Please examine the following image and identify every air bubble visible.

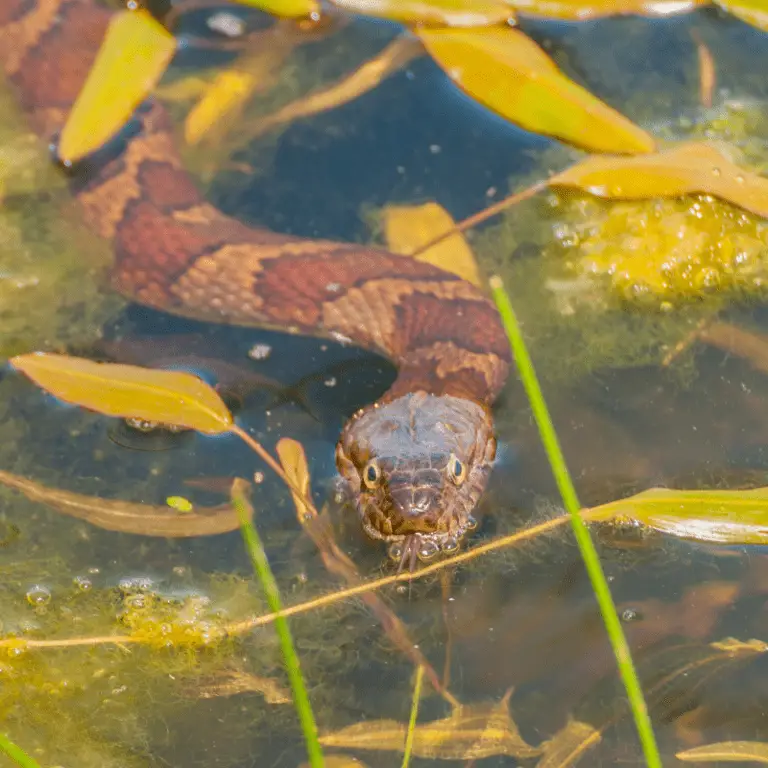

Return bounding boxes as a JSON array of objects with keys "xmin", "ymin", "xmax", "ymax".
[
  {"xmin": 248, "ymin": 343, "xmax": 272, "ymax": 361},
  {"xmin": 73, "ymin": 576, "xmax": 92, "ymax": 592},
  {"xmin": 387, "ymin": 542, "xmax": 404, "ymax": 562},
  {"xmin": 441, "ymin": 537, "xmax": 459, "ymax": 554},
  {"xmin": 417, "ymin": 539, "xmax": 440, "ymax": 562},
  {"xmin": 26, "ymin": 585, "xmax": 51, "ymax": 606}
]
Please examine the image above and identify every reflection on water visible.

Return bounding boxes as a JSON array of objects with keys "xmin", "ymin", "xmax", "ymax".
[{"xmin": 2, "ymin": 4, "xmax": 768, "ymax": 767}]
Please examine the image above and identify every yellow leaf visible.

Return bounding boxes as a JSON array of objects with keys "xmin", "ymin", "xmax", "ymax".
[
  {"xmin": 509, "ymin": 0, "xmax": 706, "ymax": 21},
  {"xmin": 320, "ymin": 689, "xmax": 542, "ymax": 759},
  {"xmin": 300, "ymin": 758, "xmax": 369, "ymax": 768},
  {"xmin": 0, "ymin": 469, "xmax": 241, "ymax": 537},
  {"xmin": 185, "ymin": 70, "xmax": 257, "ymax": 146},
  {"xmin": 536, "ymin": 720, "xmax": 601, "ymax": 768},
  {"xmin": 714, "ymin": 0, "xmax": 768, "ymax": 32},
  {"xmin": 155, "ymin": 75, "xmax": 211, "ymax": 103},
  {"xmin": 418, "ymin": 27, "xmax": 655, "ymax": 155},
  {"xmin": 589, "ymin": 486, "xmax": 768, "ymax": 545},
  {"xmin": 677, "ymin": 740, "xmax": 768, "ymax": 763},
  {"xmin": 329, "ymin": 0, "xmax": 516, "ymax": 26},
  {"xmin": 383, "ymin": 202, "xmax": 482, "ymax": 286},
  {"xmin": 230, "ymin": 0, "xmax": 320, "ymax": 17},
  {"xmin": 11, "ymin": 353, "xmax": 232, "ymax": 434},
  {"xmin": 58, "ymin": 9, "xmax": 176, "ymax": 164},
  {"xmin": 276, "ymin": 438, "xmax": 313, "ymax": 520},
  {"xmin": 550, "ymin": 142, "xmax": 768, "ymax": 218}
]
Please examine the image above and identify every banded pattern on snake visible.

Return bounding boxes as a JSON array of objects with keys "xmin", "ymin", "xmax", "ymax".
[{"xmin": 0, "ymin": 0, "xmax": 512, "ymax": 567}]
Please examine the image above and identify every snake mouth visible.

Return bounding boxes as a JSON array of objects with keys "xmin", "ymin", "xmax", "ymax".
[
  {"xmin": 384, "ymin": 520, "xmax": 478, "ymax": 573},
  {"xmin": 358, "ymin": 493, "xmax": 479, "ymax": 572}
]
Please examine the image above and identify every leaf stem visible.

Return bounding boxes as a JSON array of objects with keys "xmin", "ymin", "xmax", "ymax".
[
  {"xmin": 402, "ymin": 665, "xmax": 424, "ymax": 768},
  {"xmin": 489, "ymin": 275, "xmax": 662, "ymax": 768},
  {"xmin": 231, "ymin": 479, "xmax": 324, "ymax": 768},
  {"xmin": 0, "ymin": 733, "xmax": 42, "ymax": 768}
]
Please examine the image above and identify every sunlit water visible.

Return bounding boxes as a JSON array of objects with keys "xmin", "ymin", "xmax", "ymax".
[{"xmin": 1, "ymin": 4, "xmax": 768, "ymax": 767}]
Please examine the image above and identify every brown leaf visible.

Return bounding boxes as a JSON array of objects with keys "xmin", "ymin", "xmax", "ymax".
[
  {"xmin": 550, "ymin": 142, "xmax": 768, "ymax": 218},
  {"xmin": 418, "ymin": 26, "xmax": 655, "ymax": 155},
  {"xmin": 677, "ymin": 740, "xmax": 768, "ymax": 763},
  {"xmin": 699, "ymin": 322, "xmax": 768, "ymax": 378},
  {"xmin": 509, "ymin": 0, "xmax": 706, "ymax": 20},
  {"xmin": 11, "ymin": 353, "xmax": 233, "ymax": 434},
  {"xmin": 536, "ymin": 720, "xmax": 601, "ymax": 768},
  {"xmin": 251, "ymin": 37, "xmax": 421, "ymax": 140},
  {"xmin": 329, "ymin": 0, "xmax": 516, "ymax": 26},
  {"xmin": 383, "ymin": 202, "xmax": 482, "ymax": 286},
  {"xmin": 194, "ymin": 669, "xmax": 291, "ymax": 704},
  {"xmin": 320, "ymin": 689, "xmax": 542, "ymax": 759},
  {"xmin": 709, "ymin": 637, "xmax": 768, "ymax": 655},
  {"xmin": 0, "ymin": 469, "xmax": 243, "ymax": 537},
  {"xmin": 276, "ymin": 437, "xmax": 312, "ymax": 520}
]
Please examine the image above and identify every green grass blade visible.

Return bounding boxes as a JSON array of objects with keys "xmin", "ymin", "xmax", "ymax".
[
  {"xmin": 401, "ymin": 664, "xmax": 424, "ymax": 768},
  {"xmin": 0, "ymin": 733, "xmax": 42, "ymax": 768},
  {"xmin": 489, "ymin": 275, "xmax": 662, "ymax": 768},
  {"xmin": 231, "ymin": 481, "xmax": 324, "ymax": 768}
]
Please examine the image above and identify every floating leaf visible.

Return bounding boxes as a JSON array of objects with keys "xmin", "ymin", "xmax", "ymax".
[
  {"xmin": 383, "ymin": 202, "xmax": 482, "ymax": 286},
  {"xmin": 11, "ymin": 353, "xmax": 233, "ymax": 434},
  {"xmin": 320, "ymin": 689, "xmax": 542, "ymax": 759},
  {"xmin": 536, "ymin": 720, "xmax": 601, "ymax": 768},
  {"xmin": 714, "ymin": 0, "xmax": 768, "ymax": 32},
  {"xmin": 58, "ymin": 9, "xmax": 176, "ymax": 164},
  {"xmin": 677, "ymin": 740, "xmax": 768, "ymax": 763},
  {"xmin": 276, "ymin": 438, "xmax": 312, "ymax": 520},
  {"xmin": 231, "ymin": 0, "xmax": 320, "ymax": 17},
  {"xmin": 590, "ymin": 486, "xmax": 768, "ymax": 545},
  {"xmin": 418, "ymin": 27, "xmax": 655, "ymax": 155},
  {"xmin": 329, "ymin": 0, "xmax": 515, "ymax": 26},
  {"xmin": 550, "ymin": 142, "xmax": 768, "ymax": 218},
  {"xmin": 0, "ymin": 469, "xmax": 242, "ymax": 537},
  {"xmin": 508, "ymin": 0, "xmax": 705, "ymax": 20}
]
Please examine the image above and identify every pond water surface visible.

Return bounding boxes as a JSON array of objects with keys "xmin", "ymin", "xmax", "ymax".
[{"xmin": 2, "ymin": 3, "xmax": 768, "ymax": 767}]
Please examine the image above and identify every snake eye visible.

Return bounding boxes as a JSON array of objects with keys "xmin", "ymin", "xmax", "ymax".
[
  {"xmin": 448, "ymin": 453, "xmax": 466, "ymax": 485},
  {"xmin": 363, "ymin": 460, "xmax": 381, "ymax": 490}
]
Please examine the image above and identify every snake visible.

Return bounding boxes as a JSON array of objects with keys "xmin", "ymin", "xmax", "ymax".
[{"xmin": 0, "ymin": 0, "xmax": 512, "ymax": 569}]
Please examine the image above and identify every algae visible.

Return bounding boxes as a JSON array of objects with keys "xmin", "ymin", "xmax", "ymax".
[{"xmin": 0, "ymin": 82, "xmax": 124, "ymax": 360}]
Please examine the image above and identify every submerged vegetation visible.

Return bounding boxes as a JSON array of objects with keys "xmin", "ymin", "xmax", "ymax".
[{"xmin": 3, "ymin": 0, "xmax": 768, "ymax": 766}]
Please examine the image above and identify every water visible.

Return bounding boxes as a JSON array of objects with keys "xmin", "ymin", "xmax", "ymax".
[{"xmin": 2, "ymin": 4, "xmax": 768, "ymax": 767}]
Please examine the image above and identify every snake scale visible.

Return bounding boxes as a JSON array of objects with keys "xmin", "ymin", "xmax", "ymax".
[{"xmin": 0, "ymin": 0, "xmax": 512, "ymax": 568}]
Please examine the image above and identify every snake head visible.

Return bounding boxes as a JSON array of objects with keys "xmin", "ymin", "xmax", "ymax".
[{"xmin": 335, "ymin": 392, "xmax": 497, "ymax": 569}]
